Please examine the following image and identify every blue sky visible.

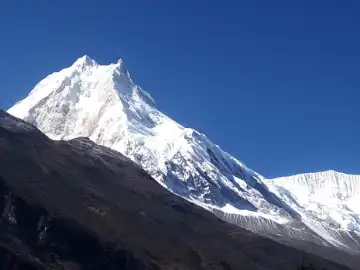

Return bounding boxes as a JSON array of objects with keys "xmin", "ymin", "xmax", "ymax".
[{"xmin": 0, "ymin": 1, "xmax": 359, "ymax": 177}]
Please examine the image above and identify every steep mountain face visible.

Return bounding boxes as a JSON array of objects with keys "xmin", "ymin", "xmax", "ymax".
[
  {"xmin": 0, "ymin": 111, "xmax": 348, "ymax": 270},
  {"xmin": 8, "ymin": 56, "xmax": 360, "ymax": 262},
  {"xmin": 8, "ymin": 56, "xmax": 293, "ymax": 222}
]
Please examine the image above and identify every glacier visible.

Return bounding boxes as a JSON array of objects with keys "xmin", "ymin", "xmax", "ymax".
[{"xmin": 8, "ymin": 55, "xmax": 360, "ymax": 256}]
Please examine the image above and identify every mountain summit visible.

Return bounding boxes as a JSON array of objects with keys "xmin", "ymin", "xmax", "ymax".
[
  {"xmin": 8, "ymin": 56, "xmax": 360, "ymax": 265},
  {"xmin": 73, "ymin": 55, "xmax": 97, "ymax": 67}
]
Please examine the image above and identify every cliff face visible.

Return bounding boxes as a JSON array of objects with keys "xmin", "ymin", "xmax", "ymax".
[{"xmin": 0, "ymin": 111, "xmax": 351, "ymax": 270}]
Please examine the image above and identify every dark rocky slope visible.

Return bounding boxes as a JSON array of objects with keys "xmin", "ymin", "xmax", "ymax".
[{"xmin": 0, "ymin": 111, "xmax": 352, "ymax": 269}]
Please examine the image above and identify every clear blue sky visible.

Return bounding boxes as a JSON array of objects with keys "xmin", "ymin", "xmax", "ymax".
[{"xmin": 0, "ymin": 1, "xmax": 359, "ymax": 178}]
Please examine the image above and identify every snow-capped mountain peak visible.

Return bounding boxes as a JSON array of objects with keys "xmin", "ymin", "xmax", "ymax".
[
  {"xmin": 7, "ymin": 56, "xmax": 360, "ymax": 255},
  {"xmin": 73, "ymin": 55, "xmax": 97, "ymax": 67},
  {"xmin": 7, "ymin": 55, "xmax": 285, "ymax": 214}
]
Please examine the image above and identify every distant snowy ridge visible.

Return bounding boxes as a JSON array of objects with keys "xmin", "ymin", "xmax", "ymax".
[
  {"xmin": 8, "ymin": 56, "xmax": 360, "ymax": 254},
  {"xmin": 268, "ymin": 170, "xmax": 360, "ymax": 233}
]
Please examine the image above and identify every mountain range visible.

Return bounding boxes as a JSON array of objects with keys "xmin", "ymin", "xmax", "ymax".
[
  {"xmin": 7, "ymin": 56, "xmax": 360, "ymax": 268},
  {"xmin": 0, "ymin": 110, "xmax": 350, "ymax": 269}
]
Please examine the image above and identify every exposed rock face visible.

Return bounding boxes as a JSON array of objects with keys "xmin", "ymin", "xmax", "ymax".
[{"xmin": 0, "ymin": 111, "xmax": 353, "ymax": 270}]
